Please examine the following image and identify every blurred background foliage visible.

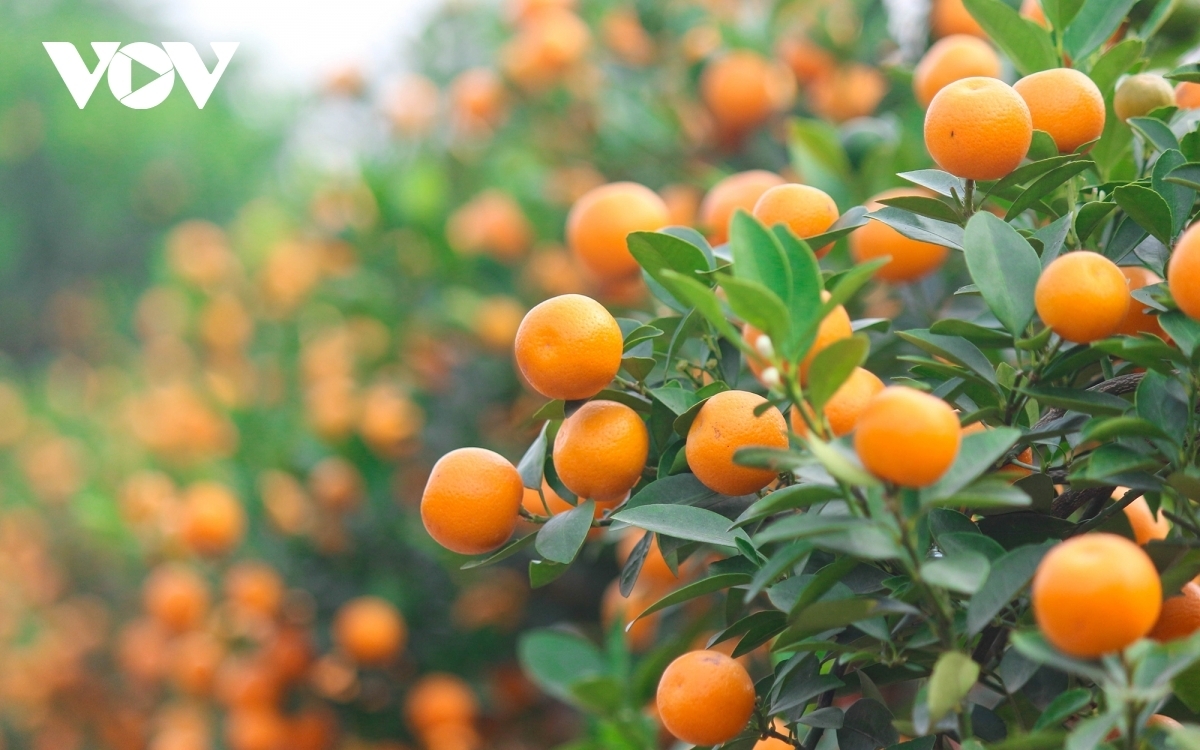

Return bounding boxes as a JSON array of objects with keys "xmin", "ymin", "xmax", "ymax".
[{"xmin": 1, "ymin": 0, "xmax": 1198, "ymax": 748}]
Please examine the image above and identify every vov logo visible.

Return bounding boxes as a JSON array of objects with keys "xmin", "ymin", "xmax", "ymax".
[{"xmin": 43, "ymin": 42, "xmax": 239, "ymax": 110}]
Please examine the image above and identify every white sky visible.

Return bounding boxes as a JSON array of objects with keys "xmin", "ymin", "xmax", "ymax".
[{"xmin": 141, "ymin": 0, "xmax": 444, "ymax": 90}]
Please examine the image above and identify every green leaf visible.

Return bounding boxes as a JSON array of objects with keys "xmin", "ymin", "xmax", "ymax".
[
  {"xmin": 518, "ymin": 423, "xmax": 549, "ymax": 489},
  {"xmin": 937, "ymin": 478, "xmax": 1034, "ymax": 510},
  {"xmin": 1167, "ymin": 63, "xmax": 1200, "ymax": 83},
  {"xmin": 735, "ymin": 484, "xmax": 842, "ymax": 528},
  {"xmin": 1153, "ymin": 150, "xmax": 1195, "ymax": 236},
  {"xmin": 622, "ymin": 324, "xmax": 664, "ymax": 352},
  {"xmin": 802, "ymin": 206, "xmax": 871, "ymax": 250},
  {"xmin": 1009, "ymin": 631, "xmax": 1108, "ymax": 682},
  {"xmin": 730, "ymin": 210, "xmax": 792, "ymax": 305},
  {"xmin": 923, "ymin": 551, "xmax": 991, "ymax": 594},
  {"xmin": 966, "ymin": 543, "xmax": 1053, "ymax": 636},
  {"xmin": 623, "ymin": 473, "xmax": 719, "ymax": 510},
  {"xmin": 927, "ymin": 652, "xmax": 980, "ymax": 724},
  {"xmin": 518, "ymin": 628, "xmax": 607, "ymax": 703},
  {"xmin": 1115, "ymin": 182, "xmax": 1175, "ymax": 246},
  {"xmin": 774, "ymin": 225, "xmax": 825, "ymax": 360},
  {"xmin": 634, "ymin": 573, "xmax": 753, "ymax": 620},
  {"xmin": 1074, "ymin": 201, "xmax": 1117, "ymax": 243},
  {"xmin": 461, "ymin": 533, "xmax": 538, "ymax": 570},
  {"xmin": 1066, "ymin": 713, "xmax": 1119, "ymax": 750},
  {"xmin": 877, "ymin": 195, "xmax": 962, "ymax": 224},
  {"xmin": 838, "ymin": 699, "xmax": 899, "ymax": 750},
  {"xmin": 1004, "ymin": 161, "xmax": 1093, "ymax": 220},
  {"xmin": 777, "ymin": 597, "xmax": 906, "ymax": 645},
  {"xmin": 529, "ymin": 559, "xmax": 570, "ymax": 588},
  {"xmin": 897, "ymin": 329, "xmax": 1000, "ymax": 386},
  {"xmin": 898, "ymin": 169, "xmax": 964, "ymax": 197},
  {"xmin": 962, "ymin": 212, "xmax": 1040, "ymax": 336},
  {"xmin": 535, "ymin": 499, "xmax": 594, "ymax": 564},
  {"xmin": 1033, "ymin": 688, "xmax": 1094, "ymax": 731},
  {"xmin": 924, "ymin": 427, "xmax": 1021, "ymax": 501},
  {"xmin": 719, "ymin": 274, "xmax": 790, "ymax": 343},
  {"xmin": 1063, "ymin": 0, "xmax": 1139, "ymax": 60},
  {"xmin": 1081, "ymin": 415, "xmax": 1173, "ymax": 444},
  {"xmin": 626, "ymin": 231, "xmax": 711, "ymax": 288},
  {"xmin": 1088, "ymin": 39, "xmax": 1144, "ymax": 98},
  {"xmin": 940, "ymin": 530, "xmax": 1008, "ymax": 561},
  {"xmin": 807, "ymin": 436, "xmax": 881, "ymax": 487},
  {"xmin": 806, "ymin": 335, "xmax": 870, "ymax": 411},
  {"xmin": 928, "ymin": 319, "xmax": 1013, "ymax": 348},
  {"xmin": 611, "ymin": 504, "xmax": 750, "ymax": 549},
  {"xmin": 1128, "ymin": 117, "xmax": 1180, "ymax": 153},
  {"xmin": 1027, "ymin": 130, "xmax": 1061, "ymax": 162},
  {"xmin": 1166, "ymin": 162, "xmax": 1200, "ymax": 191},
  {"xmin": 569, "ymin": 675, "xmax": 624, "ymax": 718},
  {"xmin": 657, "ymin": 270, "xmax": 748, "ymax": 353},
  {"xmin": 1160, "ymin": 311, "xmax": 1200, "ymax": 358},
  {"xmin": 963, "ymin": 0, "xmax": 1058, "ymax": 74},
  {"xmin": 1020, "ymin": 385, "xmax": 1130, "ymax": 415},
  {"xmin": 869, "ymin": 207, "xmax": 964, "ymax": 250},
  {"xmin": 988, "ymin": 154, "xmax": 1084, "ymax": 200}
]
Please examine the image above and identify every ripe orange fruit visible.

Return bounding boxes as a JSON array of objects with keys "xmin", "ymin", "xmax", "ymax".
[
  {"xmin": 686, "ymin": 390, "xmax": 788, "ymax": 496},
  {"xmin": 854, "ymin": 386, "xmax": 961, "ymax": 487},
  {"xmin": 1032, "ymin": 533, "xmax": 1162, "ymax": 657},
  {"xmin": 1114, "ymin": 74, "xmax": 1175, "ymax": 122},
  {"xmin": 405, "ymin": 673, "xmax": 479, "ymax": 736},
  {"xmin": 700, "ymin": 50, "xmax": 796, "ymax": 134},
  {"xmin": 421, "ymin": 447, "xmax": 524, "ymax": 555},
  {"xmin": 1122, "ymin": 494, "xmax": 1171, "ymax": 545},
  {"xmin": 924, "ymin": 77, "xmax": 1033, "ymax": 181},
  {"xmin": 333, "ymin": 596, "xmax": 407, "ymax": 665},
  {"xmin": 144, "ymin": 564, "xmax": 210, "ymax": 633},
  {"xmin": 224, "ymin": 562, "xmax": 284, "ymax": 619},
  {"xmin": 449, "ymin": 67, "xmax": 507, "ymax": 131},
  {"xmin": 1170, "ymin": 223, "xmax": 1200, "ymax": 321},
  {"xmin": 566, "ymin": 182, "xmax": 670, "ymax": 282},
  {"xmin": 778, "ymin": 38, "xmax": 836, "ymax": 85},
  {"xmin": 170, "ymin": 631, "xmax": 224, "ymax": 696},
  {"xmin": 913, "ymin": 35, "xmax": 1001, "ymax": 108},
  {"xmin": 932, "ymin": 0, "xmax": 987, "ymax": 38},
  {"xmin": 1013, "ymin": 68, "xmax": 1105, "ymax": 153},
  {"xmin": 751, "ymin": 184, "xmax": 839, "ymax": 256},
  {"xmin": 602, "ymin": 579, "xmax": 662, "ymax": 651},
  {"xmin": 791, "ymin": 367, "xmax": 885, "ymax": 437},
  {"xmin": 851, "ymin": 189, "xmax": 950, "ymax": 282},
  {"xmin": 445, "ymin": 190, "xmax": 532, "ymax": 264},
  {"xmin": 1176, "ymin": 82, "xmax": 1200, "ymax": 108},
  {"xmin": 699, "ymin": 170, "xmax": 787, "ymax": 245},
  {"xmin": 1149, "ymin": 582, "xmax": 1200, "ymax": 642},
  {"xmin": 225, "ymin": 709, "xmax": 288, "ymax": 750},
  {"xmin": 180, "ymin": 481, "xmax": 246, "ymax": 556},
  {"xmin": 308, "ymin": 456, "xmax": 363, "ymax": 513},
  {"xmin": 513, "ymin": 294, "xmax": 623, "ymax": 401},
  {"xmin": 1115, "ymin": 267, "xmax": 1167, "ymax": 338},
  {"xmin": 1035, "ymin": 251, "xmax": 1130, "ymax": 343},
  {"xmin": 809, "ymin": 64, "xmax": 888, "ymax": 123},
  {"xmin": 656, "ymin": 650, "xmax": 756, "ymax": 745},
  {"xmin": 553, "ymin": 400, "xmax": 649, "ymax": 501},
  {"xmin": 215, "ymin": 655, "xmax": 280, "ymax": 708},
  {"xmin": 616, "ymin": 528, "xmax": 679, "ymax": 586}
]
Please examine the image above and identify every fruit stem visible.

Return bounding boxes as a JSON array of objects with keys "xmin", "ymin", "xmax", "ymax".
[{"xmin": 963, "ymin": 179, "xmax": 976, "ymax": 218}]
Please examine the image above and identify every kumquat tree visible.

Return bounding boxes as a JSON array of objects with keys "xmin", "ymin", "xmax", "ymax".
[
  {"xmin": 10, "ymin": 0, "xmax": 1200, "ymax": 747},
  {"xmin": 414, "ymin": 1, "xmax": 1200, "ymax": 750}
]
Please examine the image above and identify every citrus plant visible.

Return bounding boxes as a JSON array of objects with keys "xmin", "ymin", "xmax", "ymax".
[{"xmin": 418, "ymin": 1, "xmax": 1200, "ymax": 747}]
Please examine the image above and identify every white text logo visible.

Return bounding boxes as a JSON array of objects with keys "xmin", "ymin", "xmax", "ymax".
[{"xmin": 43, "ymin": 42, "xmax": 239, "ymax": 109}]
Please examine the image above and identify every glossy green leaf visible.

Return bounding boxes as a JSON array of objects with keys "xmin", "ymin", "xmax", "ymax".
[
  {"xmin": 962, "ymin": 212, "xmax": 1041, "ymax": 336},
  {"xmin": 963, "ymin": 0, "xmax": 1059, "ymax": 74},
  {"xmin": 611, "ymin": 504, "xmax": 750, "ymax": 549},
  {"xmin": 806, "ymin": 335, "xmax": 870, "ymax": 411}
]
